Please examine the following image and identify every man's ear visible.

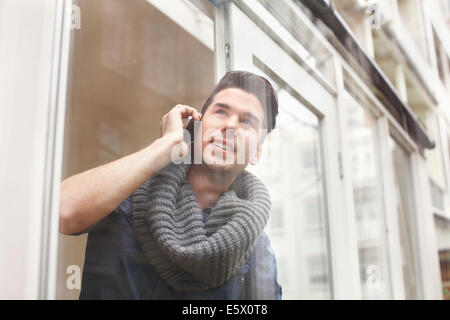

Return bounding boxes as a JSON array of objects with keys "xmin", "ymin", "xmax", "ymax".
[{"xmin": 250, "ymin": 146, "xmax": 262, "ymax": 165}]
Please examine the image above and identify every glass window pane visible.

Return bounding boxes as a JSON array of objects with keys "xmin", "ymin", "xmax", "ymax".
[
  {"xmin": 346, "ymin": 92, "xmax": 391, "ymax": 299},
  {"xmin": 245, "ymin": 0, "xmax": 335, "ymax": 86},
  {"xmin": 389, "ymin": 137, "xmax": 422, "ymax": 299},
  {"xmin": 58, "ymin": 0, "xmax": 214, "ymax": 299},
  {"xmin": 249, "ymin": 74, "xmax": 332, "ymax": 299}
]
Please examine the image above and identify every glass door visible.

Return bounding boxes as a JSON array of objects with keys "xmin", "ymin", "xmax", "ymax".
[
  {"xmin": 343, "ymin": 90, "xmax": 392, "ymax": 299},
  {"xmin": 389, "ymin": 136, "xmax": 423, "ymax": 299},
  {"xmin": 222, "ymin": 2, "xmax": 337, "ymax": 299}
]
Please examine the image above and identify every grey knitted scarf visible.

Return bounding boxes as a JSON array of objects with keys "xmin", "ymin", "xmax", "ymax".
[{"xmin": 131, "ymin": 162, "xmax": 271, "ymax": 291}]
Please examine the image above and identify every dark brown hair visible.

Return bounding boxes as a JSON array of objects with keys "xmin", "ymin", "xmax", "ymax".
[{"xmin": 200, "ymin": 70, "xmax": 278, "ymax": 133}]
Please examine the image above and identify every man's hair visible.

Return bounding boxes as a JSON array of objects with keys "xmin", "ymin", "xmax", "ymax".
[{"xmin": 200, "ymin": 70, "xmax": 278, "ymax": 133}]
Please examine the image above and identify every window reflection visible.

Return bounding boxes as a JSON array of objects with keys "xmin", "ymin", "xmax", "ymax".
[
  {"xmin": 389, "ymin": 136, "xmax": 422, "ymax": 299},
  {"xmin": 249, "ymin": 75, "xmax": 331, "ymax": 299},
  {"xmin": 257, "ymin": 0, "xmax": 335, "ymax": 86},
  {"xmin": 345, "ymin": 92, "xmax": 391, "ymax": 299}
]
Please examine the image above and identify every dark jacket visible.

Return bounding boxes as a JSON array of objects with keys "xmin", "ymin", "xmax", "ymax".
[{"xmin": 79, "ymin": 196, "xmax": 282, "ymax": 300}]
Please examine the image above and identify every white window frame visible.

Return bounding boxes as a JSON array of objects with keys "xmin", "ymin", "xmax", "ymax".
[
  {"xmin": 0, "ymin": 0, "xmax": 72, "ymax": 299},
  {"xmin": 340, "ymin": 88, "xmax": 397, "ymax": 299}
]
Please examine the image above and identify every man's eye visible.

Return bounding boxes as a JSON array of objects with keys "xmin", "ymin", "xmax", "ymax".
[
  {"xmin": 242, "ymin": 118, "xmax": 252, "ymax": 125},
  {"xmin": 216, "ymin": 109, "xmax": 226, "ymax": 115}
]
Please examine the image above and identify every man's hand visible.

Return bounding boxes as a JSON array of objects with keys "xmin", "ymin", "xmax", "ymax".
[
  {"xmin": 59, "ymin": 104, "xmax": 202, "ymax": 235},
  {"xmin": 160, "ymin": 104, "xmax": 202, "ymax": 158}
]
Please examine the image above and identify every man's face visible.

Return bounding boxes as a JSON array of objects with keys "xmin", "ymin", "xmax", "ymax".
[{"xmin": 196, "ymin": 87, "xmax": 265, "ymax": 174}]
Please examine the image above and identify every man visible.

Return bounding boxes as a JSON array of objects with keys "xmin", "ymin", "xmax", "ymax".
[{"xmin": 59, "ymin": 71, "xmax": 282, "ymax": 299}]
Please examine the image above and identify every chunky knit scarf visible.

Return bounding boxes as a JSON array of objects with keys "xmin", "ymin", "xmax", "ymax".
[{"xmin": 131, "ymin": 162, "xmax": 271, "ymax": 291}]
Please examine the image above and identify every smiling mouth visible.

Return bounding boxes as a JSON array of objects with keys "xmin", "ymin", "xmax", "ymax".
[{"xmin": 209, "ymin": 137, "xmax": 234, "ymax": 153}]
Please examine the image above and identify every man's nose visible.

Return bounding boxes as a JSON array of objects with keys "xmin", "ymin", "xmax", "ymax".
[{"xmin": 224, "ymin": 114, "xmax": 239, "ymax": 131}]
